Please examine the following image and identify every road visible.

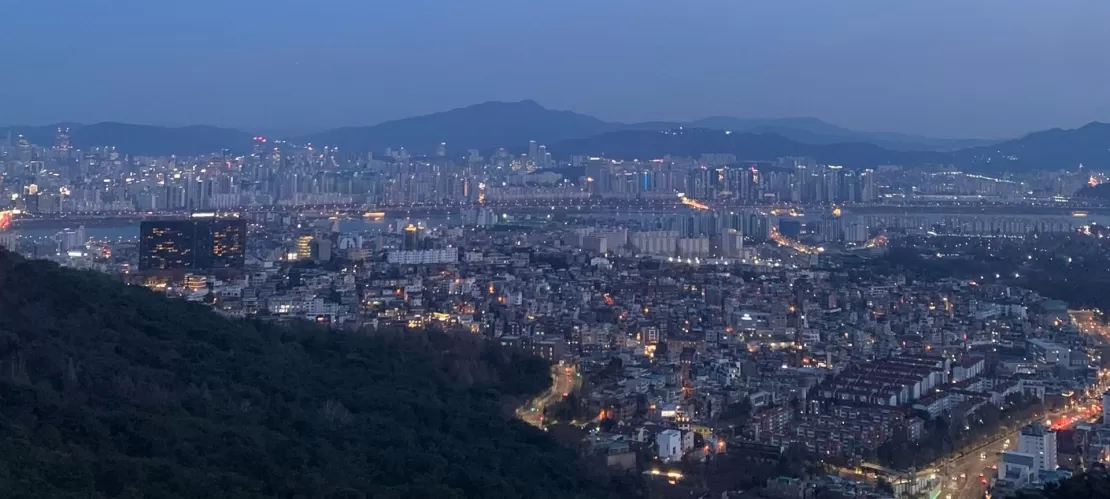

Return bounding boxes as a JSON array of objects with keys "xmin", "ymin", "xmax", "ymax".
[
  {"xmin": 1071, "ymin": 309, "xmax": 1110, "ymax": 346},
  {"xmin": 928, "ymin": 311, "xmax": 1110, "ymax": 499},
  {"xmin": 940, "ymin": 430, "xmax": 1015, "ymax": 499},
  {"xmin": 516, "ymin": 364, "xmax": 580, "ymax": 428}
]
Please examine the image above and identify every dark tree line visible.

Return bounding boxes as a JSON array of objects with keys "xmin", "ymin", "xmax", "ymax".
[
  {"xmin": 1015, "ymin": 468, "xmax": 1110, "ymax": 499},
  {"xmin": 0, "ymin": 252, "xmax": 643, "ymax": 499}
]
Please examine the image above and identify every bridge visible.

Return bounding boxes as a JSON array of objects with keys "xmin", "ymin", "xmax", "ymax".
[{"xmin": 9, "ymin": 197, "xmax": 1109, "ymax": 230}]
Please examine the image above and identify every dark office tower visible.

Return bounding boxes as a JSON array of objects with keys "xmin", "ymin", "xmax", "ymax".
[
  {"xmin": 139, "ymin": 220, "xmax": 197, "ymax": 270},
  {"xmin": 139, "ymin": 218, "xmax": 246, "ymax": 270},
  {"xmin": 402, "ymin": 224, "xmax": 421, "ymax": 250},
  {"xmin": 25, "ymin": 193, "xmax": 40, "ymax": 214},
  {"xmin": 198, "ymin": 218, "xmax": 247, "ymax": 269}
]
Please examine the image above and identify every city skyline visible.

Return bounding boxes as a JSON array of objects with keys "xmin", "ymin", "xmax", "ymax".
[
  {"xmin": 3, "ymin": 1, "xmax": 1109, "ymax": 138},
  {"xmin": 8, "ymin": 2, "xmax": 1110, "ymax": 498}
]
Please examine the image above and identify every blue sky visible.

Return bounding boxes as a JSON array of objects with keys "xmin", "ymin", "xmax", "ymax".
[{"xmin": 3, "ymin": 0, "xmax": 1108, "ymax": 138}]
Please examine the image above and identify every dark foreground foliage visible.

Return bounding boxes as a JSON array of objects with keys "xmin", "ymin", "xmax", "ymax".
[
  {"xmin": 1015, "ymin": 468, "xmax": 1110, "ymax": 499},
  {"xmin": 0, "ymin": 252, "xmax": 641, "ymax": 499}
]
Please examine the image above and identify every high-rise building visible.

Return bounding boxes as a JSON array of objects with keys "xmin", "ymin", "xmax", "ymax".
[
  {"xmin": 1017, "ymin": 423, "xmax": 1057, "ymax": 472},
  {"xmin": 1102, "ymin": 390, "xmax": 1110, "ymax": 424},
  {"xmin": 199, "ymin": 218, "xmax": 247, "ymax": 269},
  {"xmin": 296, "ymin": 235, "xmax": 314, "ymax": 260},
  {"xmin": 0, "ymin": 231, "xmax": 19, "ymax": 252},
  {"xmin": 139, "ymin": 217, "xmax": 246, "ymax": 271},
  {"xmin": 718, "ymin": 228, "xmax": 743, "ymax": 258},
  {"xmin": 860, "ymin": 169, "xmax": 877, "ymax": 203},
  {"xmin": 55, "ymin": 225, "xmax": 87, "ymax": 254},
  {"xmin": 53, "ymin": 127, "xmax": 72, "ymax": 155},
  {"xmin": 310, "ymin": 238, "xmax": 332, "ymax": 263},
  {"xmin": 139, "ymin": 220, "xmax": 196, "ymax": 270},
  {"xmin": 403, "ymin": 224, "xmax": 422, "ymax": 250}
]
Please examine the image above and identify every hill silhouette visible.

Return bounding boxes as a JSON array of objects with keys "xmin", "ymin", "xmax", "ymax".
[
  {"xmin": 6, "ymin": 102, "xmax": 1110, "ymax": 172},
  {"xmin": 953, "ymin": 122, "xmax": 1110, "ymax": 171},
  {"xmin": 294, "ymin": 100, "xmax": 616, "ymax": 154},
  {"xmin": 1012, "ymin": 468, "xmax": 1110, "ymax": 498},
  {"xmin": 293, "ymin": 100, "xmax": 987, "ymax": 154},
  {"xmin": 549, "ymin": 122, "xmax": 1110, "ymax": 172},
  {"xmin": 4, "ymin": 101, "xmax": 991, "ymax": 157},
  {"xmin": 0, "ymin": 251, "xmax": 641, "ymax": 499},
  {"xmin": 548, "ymin": 128, "xmax": 938, "ymax": 168},
  {"xmin": 687, "ymin": 116, "xmax": 990, "ymax": 151}
]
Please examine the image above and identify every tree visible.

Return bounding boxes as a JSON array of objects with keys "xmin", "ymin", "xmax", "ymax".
[
  {"xmin": 0, "ymin": 252, "xmax": 644, "ymax": 499},
  {"xmin": 717, "ymin": 397, "xmax": 753, "ymax": 436}
]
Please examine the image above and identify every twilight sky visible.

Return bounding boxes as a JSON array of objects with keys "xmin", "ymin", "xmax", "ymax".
[{"xmin": 3, "ymin": 0, "xmax": 1108, "ymax": 138}]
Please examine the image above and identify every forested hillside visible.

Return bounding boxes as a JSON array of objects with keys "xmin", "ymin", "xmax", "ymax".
[
  {"xmin": 0, "ymin": 252, "xmax": 641, "ymax": 499},
  {"xmin": 1015, "ymin": 469, "xmax": 1110, "ymax": 499}
]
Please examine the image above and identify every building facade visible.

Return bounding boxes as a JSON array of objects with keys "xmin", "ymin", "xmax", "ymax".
[{"xmin": 140, "ymin": 217, "xmax": 246, "ymax": 271}]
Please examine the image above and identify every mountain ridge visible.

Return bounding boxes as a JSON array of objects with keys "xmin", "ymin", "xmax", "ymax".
[
  {"xmin": 2, "ymin": 100, "xmax": 992, "ymax": 156},
  {"xmin": 547, "ymin": 128, "xmax": 939, "ymax": 169},
  {"xmin": 951, "ymin": 121, "xmax": 1110, "ymax": 171},
  {"xmin": 4, "ymin": 101, "xmax": 1109, "ymax": 171},
  {"xmin": 291, "ymin": 100, "xmax": 992, "ymax": 153},
  {"xmin": 294, "ymin": 100, "xmax": 615, "ymax": 154}
]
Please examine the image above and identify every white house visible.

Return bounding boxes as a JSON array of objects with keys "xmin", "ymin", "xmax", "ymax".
[{"xmin": 657, "ymin": 429, "xmax": 683, "ymax": 463}]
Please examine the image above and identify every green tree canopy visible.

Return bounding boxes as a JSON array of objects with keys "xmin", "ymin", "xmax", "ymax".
[{"xmin": 0, "ymin": 252, "xmax": 641, "ymax": 499}]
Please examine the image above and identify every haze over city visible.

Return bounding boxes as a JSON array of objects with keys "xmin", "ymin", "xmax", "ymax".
[
  {"xmin": 6, "ymin": 2, "xmax": 1110, "ymax": 499},
  {"xmin": 4, "ymin": 0, "xmax": 1109, "ymax": 138}
]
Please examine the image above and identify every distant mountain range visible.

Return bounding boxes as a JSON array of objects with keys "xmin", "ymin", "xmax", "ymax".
[
  {"xmin": 294, "ymin": 100, "xmax": 616, "ymax": 155},
  {"xmin": 548, "ymin": 128, "xmax": 928, "ymax": 168},
  {"xmin": 952, "ymin": 122, "xmax": 1110, "ymax": 172},
  {"xmin": 550, "ymin": 122, "xmax": 1110, "ymax": 171},
  {"xmin": 3, "ymin": 100, "xmax": 1109, "ymax": 171},
  {"xmin": 292, "ymin": 100, "xmax": 992, "ymax": 153},
  {"xmin": 1, "ymin": 101, "xmax": 990, "ymax": 156},
  {"xmin": 684, "ymin": 116, "xmax": 993, "ymax": 151}
]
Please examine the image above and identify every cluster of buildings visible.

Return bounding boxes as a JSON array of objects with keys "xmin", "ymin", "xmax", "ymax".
[
  {"xmin": 994, "ymin": 423, "xmax": 1069, "ymax": 497},
  {"xmin": 2, "ymin": 128, "xmax": 1099, "ymax": 221},
  {"xmin": 7, "ymin": 132, "xmax": 1110, "ymax": 498}
]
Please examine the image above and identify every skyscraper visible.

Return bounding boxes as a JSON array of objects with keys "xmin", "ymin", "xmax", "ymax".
[
  {"xmin": 139, "ymin": 220, "xmax": 196, "ymax": 270},
  {"xmin": 1103, "ymin": 390, "xmax": 1110, "ymax": 424},
  {"xmin": 860, "ymin": 169, "xmax": 877, "ymax": 203},
  {"xmin": 139, "ymin": 217, "xmax": 246, "ymax": 271},
  {"xmin": 403, "ymin": 224, "xmax": 422, "ymax": 250},
  {"xmin": 199, "ymin": 218, "xmax": 247, "ymax": 269},
  {"xmin": 53, "ymin": 127, "xmax": 71, "ymax": 155}
]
